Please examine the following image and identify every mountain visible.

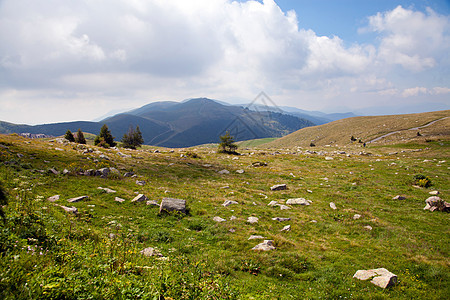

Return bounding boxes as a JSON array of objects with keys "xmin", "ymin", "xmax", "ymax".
[
  {"xmin": 263, "ymin": 110, "xmax": 450, "ymax": 149},
  {"xmin": 0, "ymin": 98, "xmax": 315, "ymax": 148}
]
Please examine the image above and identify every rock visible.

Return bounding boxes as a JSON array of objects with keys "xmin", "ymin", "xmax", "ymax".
[
  {"xmin": 251, "ymin": 240, "xmax": 276, "ymax": 251},
  {"xmin": 124, "ymin": 172, "xmax": 135, "ymax": 177},
  {"xmin": 392, "ymin": 195, "xmax": 406, "ymax": 200},
  {"xmin": 329, "ymin": 202, "xmax": 337, "ymax": 210},
  {"xmin": 131, "ymin": 194, "xmax": 148, "ymax": 203},
  {"xmin": 423, "ymin": 196, "xmax": 450, "ymax": 212},
  {"xmin": 236, "ymin": 169, "xmax": 245, "ymax": 174},
  {"xmin": 140, "ymin": 247, "xmax": 163, "ymax": 257},
  {"xmin": 48, "ymin": 168, "xmax": 59, "ymax": 175},
  {"xmin": 353, "ymin": 214, "xmax": 362, "ymax": 220},
  {"xmin": 17, "ymin": 153, "xmax": 24, "ymax": 158},
  {"xmin": 247, "ymin": 217, "xmax": 259, "ymax": 224},
  {"xmin": 146, "ymin": 200, "xmax": 159, "ymax": 206},
  {"xmin": 99, "ymin": 154, "xmax": 109, "ymax": 160},
  {"xmin": 429, "ymin": 191, "xmax": 439, "ymax": 195},
  {"xmin": 252, "ymin": 161, "xmax": 267, "ymax": 167},
  {"xmin": 221, "ymin": 185, "xmax": 230, "ymax": 189},
  {"xmin": 279, "ymin": 205, "xmax": 291, "ymax": 210},
  {"xmin": 325, "ymin": 156, "xmax": 334, "ymax": 160},
  {"xmin": 222, "ymin": 200, "xmax": 238, "ymax": 207},
  {"xmin": 62, "ymin": 169, "xmax": 70, "ymax": 175},
  {"xmin": 248, "ymin": 235, "xmax": 265, "ymax": 240},
  {"xmin": 353, "ymin": 268, "xmax": 397, "ymax": 289},
  {"xmin": 271, "ymin": 184, "xmax": 287, "ymax": 191},
  {"xmin": 114, "ymin": 197, "xmax": 125, "ymax": 203},
  {"xmin": 84, "ymin": 169, "xmax": 96, "ymax": 176},
  {"xmin": 98, "ymin": 187, "xmax": 116, "ymax": 193},
  {"xmin": 286, "ymin": 198, "xmax": 310, "ymax": 206},
  {"xmin": 281, "ymin": 225, "xmax": 291, "ymax": 232},
  {"xmin": 67, "ymin": 196, "xmax": 88, "ymax": 203},
  {"xmin": 268, "ymin": 201, "xmax": 279, "ymax": 206},
  {"xmin": 47, "ymin": 195, "xmax": 60, "ymax": 202},
  {"xmin": 58, "ymin": 205, "xmax": 78, "ymax": 214},
  {"xmin": 230, "ymin": 215, "xmax": 237, "ymax": 221},
  {"xmin": 159, "ymin": 197, "xmax": 187, "ymax": 214},
  {"xmin": 364, "ymin": 225, "xmax": 373, "ymax": 230},
  {"xmin": 272, "ymin": 217, "xmax": 291, "ymax": 222},
  {"xmin": 97, "ymin": 168, "xmax": 110, "ymax": 177},
  {"xmin": 213, "ymin": 216, "xmax": 226, "ymax": 222},
  {"xmin": 218, "ymin": 169, "xmax": 230, "ymax": 174},
  {"xmin": 136, "ymin": 180, "xmax": 146, "ymax": 186}
]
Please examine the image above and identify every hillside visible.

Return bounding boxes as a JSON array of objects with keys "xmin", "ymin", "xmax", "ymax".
[
  {"xmin": 0, "ymin": 133, "xmax": 448, "ymax": 299},
  {"xmin": 0, "ymin": 98, "xmax": 314, "ymax": 148},
  {"xmin": 264, "ymin": 110, "xmax": 450, "ymax": 148}
]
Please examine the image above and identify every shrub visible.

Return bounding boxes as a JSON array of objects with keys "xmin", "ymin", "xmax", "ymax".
[{"xmin": 413, "ymin": 174, "xmax": 432, "ymax": 188}]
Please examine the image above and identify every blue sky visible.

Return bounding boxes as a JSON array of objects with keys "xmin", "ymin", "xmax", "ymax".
[{"xmin": 0, "ymin": 0, "xmax": 449, "ymax": 124}]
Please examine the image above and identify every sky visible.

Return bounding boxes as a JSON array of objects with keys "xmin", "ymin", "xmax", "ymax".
[{"xmin": 0, "ymin": 0, "xmax": 449, "ymax": 125}]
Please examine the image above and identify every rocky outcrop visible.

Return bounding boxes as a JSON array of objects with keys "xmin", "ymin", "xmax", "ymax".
[{"xmin": 353, "ymin": 268, "xmax": 397, "ymax": 289}]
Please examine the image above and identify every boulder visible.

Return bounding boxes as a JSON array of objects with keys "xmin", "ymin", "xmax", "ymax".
[
  {"xmin": 286, "ymin": 198, "xmax": 310, "ymax": 206},
  {"xmin": 267, "ymin": 201, "xmax": 279, "ymax": 206},
  {"xmin": 131, "ymin": 194, "xmax": 148, "ymax": 203},
  {"xmin": 251, "ymin": 240, "xmax": 276, "ymax": 251},
  {"xmin": 353, "ymin": 214, "xmax": 362, "ymax": 220},
  {"xmin": 97, "ymin": 168, "xmax": 110, "ymax": 177},
  {"xmin": 353, "ymin": 268, "xmax": 397, "ymax": 289},
  {"xmin": 222, "ymin": 200, "xmax": 238, "ymax": 207},
  {"xmin": 47, "ymin": 195, "xmax": 60, "ymax": 202},
  {"xmin": 429, "ymin": 191, "xmax": 439, "ymax": 195},
  {"xmin": 281, "ymin": 225, "xmax": 291, "ymax": 232},
  {"xmin": 218, "ymin": 169, "xmax": 230, "ymax": 175},
  {"xmin": 247, "ymin": 217, "xmax": 259, "ymax": 224},
  {"xmin": 329, "ymin": 202, "xmax": 337, "ymax": 210},
  {"xmin": 236, "ymin": 169, "xmax": 245, "ymax": 174},
  {"xmin": 146, "ymin": 200, "xmax": 159, "ymax": 206},
  {"xmin": 392, "ymin": 195, "xmax": 406, "ymax": 200},
  {"xmin": 159, "ymin": 197, "xmax": 187, "ymax": 214},
  {"xmin": 272, "ymin": 217, "xmax": 291, "ymax": 222},
  {"xmin": 114, "ymin": 197, "xmax": 125, "ymax": 203},
  {"xmin": 58, "ymin": 205, "xmax": 78, "ymax": 214},
  {"xmin": 213, "ymin": 216, "xmax": 226, "ymax": 222},
  {"xmin": 124, "ymin": 172, "xmax": 135, "ymax": 177},
  {"xmin": 140, "ymin": 247, "xmax": 163, "ymax": 257},
  {"xmin": 98, "ymin": 187, "xmax": 116, "ymax": 193},
  {"xmin": 67, "ymin": 196, "xmax": 88, "ymax": 203},
  {"xmin": 136, "ymin": 180, "xmax": 146, "ymax": 186},
  {"xmin": 48, "ymin": 168, "xmax": 59, "ymax": 175},
  {"xmin": 279, "ymin": 205, "xmax": 291, "ymax": 210},
  {"xmin": 423, "ymin": 196, "xmax": 450, "ymax": 212},
  {"xmin": 271, "ymin": 184, "xmax": 287, "ymax": 191},
  {"xmin": 252, "ymin": 161, "xmax": 267, "ymax": 167}
]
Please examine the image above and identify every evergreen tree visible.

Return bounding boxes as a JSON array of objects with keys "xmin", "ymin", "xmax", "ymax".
[
  {"xmin": 94, "ymin": 124, "xmax": 116, "ymax": 148},
  {"xmin": 75, "ymin": 128, "xmax": 86, "ymax": 144},
  {"xmin": 218, "ymin": 131, "xmax": 238, "ymax": 154},
  {"xmin": 64, "ymin": 130, "xmax": 75, "ymax": 142},
  {"xmin": 121, "ymin": 125, "xmax": 144, "ymax": 149}
]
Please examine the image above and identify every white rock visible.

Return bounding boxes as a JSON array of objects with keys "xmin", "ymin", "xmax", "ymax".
[
  {"xmin": 114, "ymin": 197, "xmax": 125, "ymax": 203},
  {"xmin": 67, "ymin": 196, "xmax": 88, "ymax": 203},
  {"xmin": 325, "ymin": 157, "xmax": 334, "ymax": 160},
  {"xmin": 140, "ymin": 247, "xmax": 163, "ymax": 257},
  {"xmin": 98, "ymin": 187, "xmax": 116, "ymax": 193},
  {"xmin": 251, "ymin": 240, "xmax": 276, "ymax": 251},
  {"xmin": 248, "ymin": 235, "xmax": 265, "ymax": 240},
  {"xmin": 47, "ymin": 195, "xmax": 60, "ymax": 202},
  {"xmin": 222, "ymin": 200, "xmax": 238, "ymax": 207},
  {"xmin": 213, "ymin": 216, "xmax": 226, "ymax": 222},
  {"xmin": 267, "ymin": 201, "xmax": 279, "ymax": 206},
  {"xmin": 429, "ymin": 191, "xmax": 439, "ymax": 195},
  {"xmin": 364, "ymin": 225, "xmax": 373, "ymax": 230},
  {"xmin": 131, "ymin": 194, "xmax": 148, "ymax": 203},
  {"xmin": 392, "ymin": 195, "xmax": 406, "ymax": 200},
  {"xmin": 329, "ymin": 202, "xmax": 337, "ymax": 210},
  {"xmin": 218, "ymin": 169, "xmax": 230, "ymax": 174},
  {"xmin": 247, "ymin": 217, "xmax": 259, "ymax": 224},
  {"xmin": 271, "ymin": 184, "xmax": 287, "ymax": 191},
  {"xmin": 286, "ymin": 198, "xmax": 310, "ymax": 206},
  {"xmin": 281, "ymin": 225, "xmax": 291, "ymax": 232},
  {"xmin": 353, "ymin": 214, "xmax": 361, "ymax": 220},
  {"xmin": 353, "ymin": 268, "xmax": 397, "ymax": 289},
  {"xmin": 272, "ymin": 217, "xmax": 291, "ymax": 222},
  {"xmin": 279, "ymin": 205, "xmax": 291, "ymax": 210},
  {"xmin": 236, "ymin": 169, "xmax": 245, "ymax": 174}
]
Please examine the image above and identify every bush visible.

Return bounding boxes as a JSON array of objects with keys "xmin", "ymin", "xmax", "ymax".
[
  {"xmin": 95, "ymin": 124, "xmax": 116, "ymax": 148},
  {"xmin": 414, "ymin": 174, "xmax": 432, "ymax": 188}
]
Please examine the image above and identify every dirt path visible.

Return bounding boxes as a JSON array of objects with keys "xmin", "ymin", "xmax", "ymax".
[{"xmin": 367, "ymin": 116, "xmax": 449, "ymax": 143}]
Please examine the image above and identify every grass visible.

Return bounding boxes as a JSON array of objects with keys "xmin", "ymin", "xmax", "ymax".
[{"xmin": 0, "ymin": 133, "xmax": 449, "ymax": 299}]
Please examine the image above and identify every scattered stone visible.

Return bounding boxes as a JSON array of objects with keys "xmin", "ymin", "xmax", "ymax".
[
  {"xmin": 325, "ymin": 156, "xmax": 334, "ymax": 160},
  {"xmin": 353, "ymin": 268, "xmax": 398, "ymax": 289},
  {"xmin": 218, "ymin": 169, "xmax": 230, "ymax": 175},
  {"xmin": 221, "ymin": 185, "xmax": 230, "ymax": 189},
  {"xmin": 247, "ymin": 217, "xmax": 259, "ymax": 224},
  {"xmin": 136, "ymin": 180, "xmax": 146, "ymax": 186},
  {"xmin": 271, "ymin": 184, "xmax": 287, "ymax": 191},
  {"xmin": 47, "ymin": 195, "xmax": 60, "ymax": 202},
  {"xmin": 268, "ymin": 201, "xmax": 278, "ymax": 206},
  {"xmin": 124, "ymin": 172, "xmax": 135, "ymax": 177},
  {"xmin": 140, "ymin": 247, "xmax": 163, "ymax": 257},
  {"xmin": 146, "ymin": 200, "xmax": 159, "ymax": 206},
  {"xmin": 222, "ymin": 200, "xmax": 238, "ymax": 207},
  {"xmin": 131, "ymin": 194, "xmax": 148, "ymax": 203},
  {"xmin": 281, "ymin": 225, "xmax": 291, "ymax": 232},
  {"xmin": 364, "ymin": 225, "xmax": 373, "ymax": 230},
  {"xmin": 392, "ymin": 195, "xmax": 406, "ymax": 200},
  {"xmin": 286, "ymin": 198, "xmax": 310, "ymax": 206},
  {"xmin": 252, "ymin": 161, "xmax": 267, "ymax": 167},
  {"xmin": 329, "ymin": 202, "xmax": 337, "ymax": 210},
  {"xmin": 236, "ymin": 169, "xmax": 245, "ymax": 174},
  {"xmin": 307, "ymin": 189, "xmax": 313, "ymax": 193},
  {"xmin": 213, "ymin": 216, "xmax": 226, "ymax": 222},
  {"xmin": 259, "ymin": 193, "xmax": 268, "ymax": 199},
  {"xmin": 423, "ymin": 196, "xmax": 450, "ymax": 212},
  {"xmin": 63, "ymin": 169, "xmax": 70, "ymax": 175},
  {"xmin": 279, "ymin": 205, "xmax": 291, "ymax": 210},
  {"xmin": 159, "ymin": 197, "xmax": 187, "ymax": 214},
  {"xmin": 109, "ymin": 233, "xmax": 116, "ymax": 239},
  {"xmin": 17, "ymin": 153, "xmax": 24, "ymax": 158},
  {"xmin": 98, "ymin": 187, "xmax": 116, "ymax": 193},
  {"xmin": 97, "ymin": 168, "xmax": 110, "ymax": 177},
  {"xmin": 310, "ymin": 220, "xmax": 317, "ymax": 223},
  {"xmin": 230, "ymin": 215, "xmax": 237, "ymax": 221},
  {"xmin": 353, "ymin": 214, "xmax": 362, "ymax": 220},
  {"xmin": 248, "ymin": 235, "xmax": 265, "ymax": 240},
  {"xmin": 114, "ymin": 197, "xmax": 125, "ymax": 203},
  {"xmin": 429, "ymin": 191, "xmax": 439, "ymax": 195},
  {"xmin": 67, "ymin": 196, "xmax": 89, "ymax": 203},
  {"xmin": 272, "ymin": 217, "xmax": 291, "ymax": 222},
  {"xmin": 251, "ymin": 240, "xmax": 276, "ymax": 251},
  {"xmin": 48, "ymin": 168, "xmax": 59, "ymax": 175},
  {"xmin": 59, "ymin": 205, "xmax": 78, "ymax": 214}
]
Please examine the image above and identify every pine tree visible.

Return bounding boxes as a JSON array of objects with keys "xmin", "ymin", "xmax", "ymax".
[
  {"xmin": 94, "ymin": 124, "xmax": 116, "ymax": 148},
  {"xmin": 218, "ymin": 131, "xmax": 238, "ymax": 154},
  {"xmin": 64, "ymin": 130, "xmax": 75, "ymax": 142},
  {"xmin": 121, "ymin": 125, "xmax": 144, "ymax": 149},
  {"xmin": 75, "ymin": 128, "xmax": 86, "ymax": 144}
]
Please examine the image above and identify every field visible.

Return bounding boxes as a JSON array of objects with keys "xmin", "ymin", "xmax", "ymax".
[{"xmin": 0, "ymin": 133, "xmax": 449, "ymax": 299}]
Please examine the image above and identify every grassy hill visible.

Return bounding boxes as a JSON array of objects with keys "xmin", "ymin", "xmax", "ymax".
[
  {"xmin": 264, "ymin": 110, "xmax": 450, "ymax": 149},
  {"xmin": 0, "ymin": 133, "xmax": 449, "ymax": 299}
]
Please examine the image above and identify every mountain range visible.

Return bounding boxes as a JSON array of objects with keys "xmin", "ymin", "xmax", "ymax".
[{"xmin": 0, "ymin": 98, "xmax": 356, "ymax": 147}]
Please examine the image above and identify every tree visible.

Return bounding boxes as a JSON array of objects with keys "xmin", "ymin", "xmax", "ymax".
[
  {"xmin": 64, "ymin": 130, "xmax": 75, "ymax": 142},
  {"xmin": 121, "ymin": 125, "xmax": 144, "ymax": 149},
  {"xmin": 94, "ymin": 124, "xmax": 116, "ymax": 148},
  {"xmin": 75, "ymin": 128, "xmax": 86, "ymax": 144},
  {"xmin": 218, "ymin": 131, "xmax": 238, "ymax": 154}
]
